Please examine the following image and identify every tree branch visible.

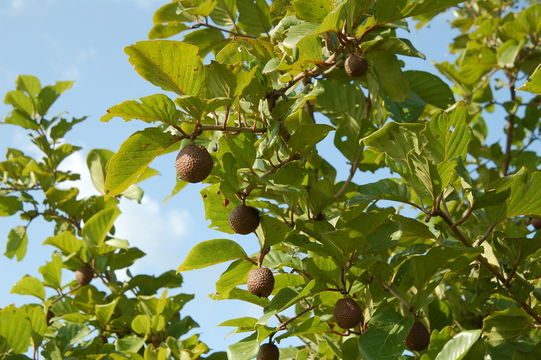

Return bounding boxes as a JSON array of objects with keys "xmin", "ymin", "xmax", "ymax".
[
  {"xmin": 501, "ymin": 74, "xmax": 517, "ymax": 177},
  {"xmin": 199, "ymin": 124, "xmax": 267, "ymax": 133},
  {"xmin": 370, "ymin": 272, "xmax": 414, "ymax": 313},
  {"xmin": 334, "ymin": 151, "xmax": 362, "ymax": 199},
  {"xmin": 437, "ymin": 210, "xmax": 541, "ymax": 325}
]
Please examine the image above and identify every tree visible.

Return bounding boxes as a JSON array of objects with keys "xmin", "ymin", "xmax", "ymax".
[{"xmin": 1, "ymin": 0, "xmax": 541, "ymax": 359}]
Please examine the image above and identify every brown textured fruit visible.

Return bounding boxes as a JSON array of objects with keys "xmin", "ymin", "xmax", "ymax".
[
  {"xmin": 75, "ymin": 265, "xmax": 94, "ymax": 286},
  {"xmin": 344, "ymin": 54, "xmax": 368, "ymax": 77},
  {"xmin": 229, "ymin": 205, "xmax": 260, "ymax": 234},
  {"xmin": 257, "ymin": 343, "xmax": 279, "ymax": 360},
  {"xmin": 334, "ymin": 298, "xmax": 363, "ymax": 329},
  {"xmin": 247, "ymin": 267, "xmax": 275, "ymax": 297},
  {"xmin": 405, "ymin": 321, "xmax": 430, "ymax": 352},
  {"xmin": 46, "ymin": 309, "xmax": 54, "ymax": 325},
  {"xmin": 530, "ymin": 218, "xmax": 541, "ymax": 230},
  {"xmin": 175, "ymin": 144, "xmax": 213, "ymax": 183}
]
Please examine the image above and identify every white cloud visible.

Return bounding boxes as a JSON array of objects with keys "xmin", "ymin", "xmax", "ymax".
[
  {"xmin": 49, "ymin": 47, "xmax": 98, "ymax": 81},
  {"xmin": 58, "ymin": 151, "xmax": 98, "ymax": 198},
  {"xmin": 6, "ymin": 0, "xmax": 58, "ymax": 13},
  {"xmin": 115, "ymin": 196, "xmax": 193, "ymax": 276}
]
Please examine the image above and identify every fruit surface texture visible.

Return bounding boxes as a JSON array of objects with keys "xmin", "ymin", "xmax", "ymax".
[
  {"xmin": 334, "ymin": 297, "xmax": 363, "ymax": 329},
  {"xmin": 247, "ymin": 267, "xmax": 274, "ymax": 297},
  {"xmin": 344, "ymin": 54, "xmax": 368, "ymax": 77},
  {"xmin": 75, "ymin": 265, "xmax": 94, "ymax": 286},
  {"xmin": 175, "ymin": 144, "xmax": 213, "ymax": 183},
  {"xmin": 257, "ymin": 343, "xmax": 279, "ymax": 360},
  {"xmin": 229, "ymin": 205, "xmax": 260, "ymax": 234},
  {"xmin": 405, "ymin": 321, "xmax": 431, "ymax": 351}
]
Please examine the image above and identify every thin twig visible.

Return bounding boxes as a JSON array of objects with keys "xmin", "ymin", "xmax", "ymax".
[
  {"xmin": 334, "ymin": 151, "xmax": 362, "ymax": 199},
  {"xmin": 370, "ymin": 272, "xmax": 414, "ymax": 313},
  {"xmin": 452, "ymin": 198, "xmax": 474, "ymax": 228},
  {"xmin": 199, "ymin": 124, "xmax": 267, "ymax": 133},
  {"xmin": 501, "ymin": 73, "xmax": 517, "ymax": 177},
  {"xmin": 437, "ymin": 210, "xmax": 541, "ymax": 325},
  {"xmin": 277, "ymin": 305, "xmax": 318, "ymax": 330}
]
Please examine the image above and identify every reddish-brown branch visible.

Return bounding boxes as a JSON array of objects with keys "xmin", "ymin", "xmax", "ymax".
[{"xmin": 437, "ymin": 210, "xmax": 541, "ymax": 325}]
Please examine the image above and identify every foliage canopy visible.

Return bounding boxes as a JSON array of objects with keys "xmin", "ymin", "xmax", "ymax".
[{"xmin": 2, "ymin": 0, "xmax": 541, "ymax": 359}]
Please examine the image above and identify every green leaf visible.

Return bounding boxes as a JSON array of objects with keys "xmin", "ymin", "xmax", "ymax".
[
  {"xmin": 95, "ymin": 298, "xmax": 119, "ymax": 326},
  {"xmin": 404, "ymin": 70, "xmax": 455, "ymax": 109},
  {"xmin": 11, "ymin": 276, "xmax": 45, "ymax": 300},
  {"xmin": 125, "ymin": 40, "xmax": 206, "ymax": 96},
  {"xmin": 3, "ymin": 109, "xmax": 38, "ymax": 129},
  {"xmin": 105, "ymin": 127, "xmax": 180, "ymax": 198},
  {"xmin": 43, "ymin": 231, "xmax": 85, "ymax": 254},
  {"xmin": 518, "ymin": 64, "xmax": 541, "ymax": 95},
  {"xmin": 86, "ymin": 149, "xmax": 114, "ymax": 194},
  {"xmin": 353, "ymin": 178, "xmax": 412, "ymax": 205},
  {"xmin": 115, "ymin": 334, "xmax": 145, "ymax": 353},
  {"xmin": 497, "ymin": 39, "xmax": 522, "ymax": 68},
  {"xmin": 292, "ymin": 0, "xmax": 332, "ymax": 22},
  {"xmin": 479, "ymin": 169, "xmax": 541, "ymax": 218},
  {"xmin": 37, "ymin": 81, "xmax": 73, "ymax": 116},
  {"xmin": 424, "ymin": 104, "xmax": 471, "ymax": 162},
  {"xmin": 16, "ymin": 75, "xmax": 41, "ymax": 97},
  {"xmin": 2, "ymin": 186, "xmax": 30, "ymax": 206},
  {"xmin": 38, "ymin": 253, "xmax": 63, "ymax": 289},
  {"xmin": 201, "ymin": 183, "xmax": 236, "ymax": 233},
  {"xmin": 358, "ymin": 307, "xmax": 412, "ymax": 360},
  {"xmin": 375, "ymin": 0, "xmax": 464, "ymax": 23},
  {"xmin": 363, "ymin": 121, "xmax": 423, "ymax": 162},
  {"xmin": 482, "ymin": 308, "xmax": 530, "ymax": 342},
  {"xmin": 101, "ymin": 94, "xmax": 181, "ymax": 125},
  {"xmin": 82, "ymin": 206, "xmax": 121, "ymax": 247},
  {"xmin": 184, "ymin": 27, "xmax": 226, "ymax": 57},
  {"xmin": 289, "ymin": 124, "xmax": 334, "ymax": 153},
  {"xmin": 216, "ymin": 259, "xmax": 252, "ymax": 297},
  {"xmin": 178, "ymin": 239, "xmax": 248, "ymax": 271},
  {"xmin": 227, "ymin": 333, "xmax": 258, "ymax": 360},
  {"xmin": 434, "ymin": 330, "xmax": 481, "ymax": 360},
  {"xmin": 237, "ymin": 0, "xmax": 272, "ymax": 36},
  {"xmin": 131, "ymin": 315, "xmax": 152, "ymax": 335},
  {"xmin": 148, "ymin": 22, "xmax": 189, "ymax": 39},
  {"xmin": 366, "ymin": 51, "xmax": 410, "ymax": 102},
  {"xmin": 5, "ymin": 226, "xmax": 28, "ymax": 261},
  {"xmin": 4, "ymin": 91, "xmax": 34, "ymax": 118},
  {"xmin": 0, "ymin": 311, "xmax": 32, "ymax": 354}
]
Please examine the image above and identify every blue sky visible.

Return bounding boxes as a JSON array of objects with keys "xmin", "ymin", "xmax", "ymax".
[{"xmin": 0, "ymin": 0, "xmax": 486, "ymax": 353}]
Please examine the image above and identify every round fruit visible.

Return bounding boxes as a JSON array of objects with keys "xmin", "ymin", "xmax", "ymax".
[
  {"xmin": 334, "ymin": 297, "xmax": 363, "ymax": 329},
  {"xmin": 405, "ymin": 321, "xmax": 430, "ymax": 351},
  {"xmin": 46, "ymin": 309, "xmax": 54, "ymax": 325},
  {"xmin": 229, "ymin": 205, "xmax": 260, "ymax": 234},
  {"xmin": 175, "ymin": 144, "xmax": 213, "ymax": 183},
  {"xmin": 75, "ymin": 264, "xmax": 94, "ymax": 286},
  {"xmin": 344, "ymin": 54, "xmax": 368, "ymax": 77},
  {"xmin": 530, "ymin": 218, "xmax": 541, "ymax": 230},
  {"xmin": 247, "ymin": 267, "xmax": 275, "ymax": 297},
  {"xmin": 257, "ymin": 343, "xmax": 279, "ymax": 360}
]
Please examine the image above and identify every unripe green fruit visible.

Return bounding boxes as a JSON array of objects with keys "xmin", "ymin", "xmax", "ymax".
[
  {"xmin": 229, "ymin": 205, "xmax": 260, "ymax": 234},
  {"xmin": 247, "ymin": 267, "xmax": 275, "ymax": 297},
  {"xmin": 257, "ymin": 343, "xmax": 279, "ymax": 360},
  {"xmin": 344, "ymin": 54, "xmax": 368, "ymax": 77},
  {"xmin": 405, "ymin": 321, "xmax": 430, "ymax": 352},
  {"xmin": 75, "ymin": 264, "xmax": 94, "ymax": 286},
  {"xmin": 175, "ymin": 144, "xmax": 213, "ymax": 183},
  {"xmin": 334, "ymin": 297, "xmax": 363, "ymax": 329}
]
